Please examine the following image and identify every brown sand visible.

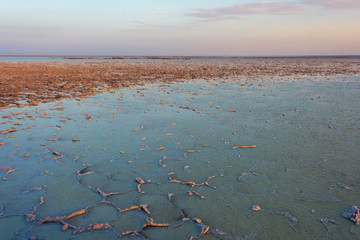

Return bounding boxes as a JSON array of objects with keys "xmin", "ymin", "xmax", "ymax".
[{"xmin": 1, "ymin": 58, "xmax": 359, "ymax": 108}]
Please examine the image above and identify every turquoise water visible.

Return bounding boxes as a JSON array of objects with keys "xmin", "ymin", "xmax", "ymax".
[{"xmin": 0, "ymin": 77, "xmax": 359, "ymax": 239}]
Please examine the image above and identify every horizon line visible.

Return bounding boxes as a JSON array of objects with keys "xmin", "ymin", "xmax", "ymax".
[{"xmin": 1, "ymin": 54, "xmax": 360, "ymax": 58}]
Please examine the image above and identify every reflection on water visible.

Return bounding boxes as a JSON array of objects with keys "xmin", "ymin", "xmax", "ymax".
[{"xmin": 0, "ymin": 77, "xmax": 359, "ymax": 239}]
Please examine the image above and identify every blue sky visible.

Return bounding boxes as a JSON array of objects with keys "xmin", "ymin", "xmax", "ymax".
[{"xmin": 1, "ymin": 0, "xmax": 359, "ymax": 56}]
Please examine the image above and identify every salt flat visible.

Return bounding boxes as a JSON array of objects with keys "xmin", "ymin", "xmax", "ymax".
[{"xmin": 0, "ymin": 58, "xmax": 359, "ymax": 239}]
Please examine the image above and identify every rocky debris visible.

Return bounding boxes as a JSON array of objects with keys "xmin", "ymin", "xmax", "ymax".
[
  {"xmin": 342, "ymin": 206, "xmax": 360, "ymax": 225},
  {"xmin": 252, "ymin": 205, "xmax": 261, "ymax": 211}
]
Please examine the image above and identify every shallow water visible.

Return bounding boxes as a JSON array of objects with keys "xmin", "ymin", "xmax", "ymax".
[{"xmin": 0, "ymin": 77, "xmax": 359, "ymax": 239}]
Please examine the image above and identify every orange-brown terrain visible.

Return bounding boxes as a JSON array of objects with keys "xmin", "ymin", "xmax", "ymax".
[{"xmin": 1, "ymin": 58, "xmax": 359, "ymax": 107}]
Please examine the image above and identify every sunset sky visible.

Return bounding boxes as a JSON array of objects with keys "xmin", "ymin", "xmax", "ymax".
[{"xmin": 1, "ymin": 0, "xmax": 359, "ymax": 56}]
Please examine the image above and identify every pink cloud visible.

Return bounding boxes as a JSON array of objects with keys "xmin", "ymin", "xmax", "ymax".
[
  {"xmin": 185, "ymin": 1, "xmax": 305, "ymax": 20},
  {"xmin": 302, "ymin": 0, "xmax": 360, "ymax": 10}
]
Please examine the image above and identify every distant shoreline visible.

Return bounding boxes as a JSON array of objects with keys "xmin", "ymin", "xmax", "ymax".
[{"xmin": 1, "ymin": 55, "xmax": 360, "ymax": 60}]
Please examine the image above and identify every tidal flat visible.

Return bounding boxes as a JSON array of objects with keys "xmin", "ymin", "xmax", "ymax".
[{"xmin": 0, "ymin": 58, "xmax": 360, "ymax": 239}]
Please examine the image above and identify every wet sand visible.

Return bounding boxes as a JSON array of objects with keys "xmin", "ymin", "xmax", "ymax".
[{"xmin": 1, "ymin": 57, "xmax": 360, "ymax": 107}]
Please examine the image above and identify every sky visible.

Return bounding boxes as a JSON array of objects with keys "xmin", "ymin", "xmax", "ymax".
[{"xmin": 1, "ymin": 0, "xmax": 359, "ymax": 56}]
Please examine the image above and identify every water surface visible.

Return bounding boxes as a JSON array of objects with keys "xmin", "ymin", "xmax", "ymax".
[{"xmin": 0, "ymin": 77, "xmax": 359, "ymax": 239}]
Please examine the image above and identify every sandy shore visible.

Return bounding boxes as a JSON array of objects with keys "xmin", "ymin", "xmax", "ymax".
[{"xmin": 1, "ymin": 58, "xmax": 359, "ymax": 108}]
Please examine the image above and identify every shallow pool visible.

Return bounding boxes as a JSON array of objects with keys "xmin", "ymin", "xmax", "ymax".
[{"xmin": 0, "ymin": 76, "xmax": 359, "ymax": 239}]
